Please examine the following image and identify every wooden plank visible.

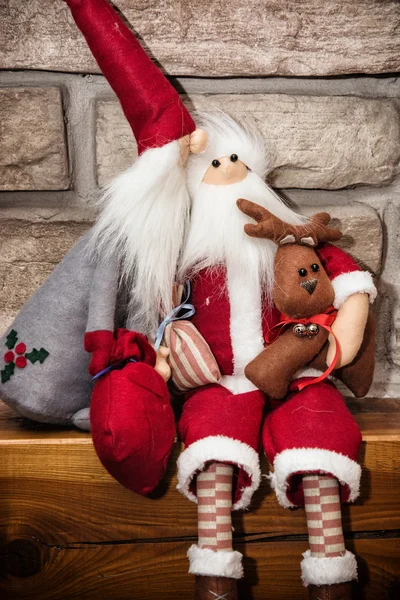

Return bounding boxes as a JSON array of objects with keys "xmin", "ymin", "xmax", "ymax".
[
  {"xmin": 0, "ymin": 403, "xmax": 399, "ymax": 544},
  {"xmin": 1, "ymin": 537, "xmax": 399, "ymax": 600}
]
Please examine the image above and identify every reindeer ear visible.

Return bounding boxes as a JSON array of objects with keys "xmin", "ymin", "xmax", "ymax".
[
  {"xmin": 300, "ymin": 236, "xmax": 316, "ymax": 246},
  {"xmin": 279, "ymin": 234, "xmax": 296, "ymax": 245}
]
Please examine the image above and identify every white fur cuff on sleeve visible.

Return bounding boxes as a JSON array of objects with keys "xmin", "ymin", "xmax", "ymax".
[{"xmin": 332, "ymin": 271, "xmax": 377, "ymax": 309}]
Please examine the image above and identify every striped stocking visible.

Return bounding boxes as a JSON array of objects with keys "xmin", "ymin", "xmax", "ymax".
[
  {"xmin": 197, "ymin": 462, "xmax": 233, "ymax": 552},
  {"xmin": 303, "ymin": 475, "xmax": 345, "ymax": 557}
]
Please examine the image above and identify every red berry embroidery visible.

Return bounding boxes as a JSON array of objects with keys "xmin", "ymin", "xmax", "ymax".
[
  {"xmin": 15, "ymin": 343, "xmax": 27, "ymax": 355},
  {"xmin": 4, "ymin": 351, "xmax": 14, "ymax": 364},
  {"xmin": 1, "ymin": 329, "xmax": 49, "ymax": 384},
  {"xmin": 15, "ymin": 356, "xmax": 27, "ymax": 369}
]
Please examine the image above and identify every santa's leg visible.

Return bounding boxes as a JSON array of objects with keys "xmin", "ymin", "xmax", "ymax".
[
  {"xmin": 263, "ymin": 379, "xmax": 361, "ymax": 598},
  {"xmin": 303, "ymin": 475, "xmax": 351, "ymax": 599},
  {"xmin": 195, "ymin": 462, "xmax": 237, "ymax": 599},
  {"xmin": 177, "ymin": 384, "xmax": 265, "ymax": 596}
]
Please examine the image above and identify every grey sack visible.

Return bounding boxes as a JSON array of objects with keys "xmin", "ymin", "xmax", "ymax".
[{"xmin": 0, "ymin": 234, "xmax": 97, "ymax": 430}]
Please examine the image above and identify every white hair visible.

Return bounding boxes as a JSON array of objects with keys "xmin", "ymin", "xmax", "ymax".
[{"xmin": 90, "ymin": 140, "xmax": 190, "ymax": 336}]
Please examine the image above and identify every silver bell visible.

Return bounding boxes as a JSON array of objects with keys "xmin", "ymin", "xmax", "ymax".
[
  {"xmin": 293, "ymin": 323, "xmax": 307, "ymax": 337},
  {"xmin": 307, "ymin": 323, "xmax": 319, "ymax": 337}
]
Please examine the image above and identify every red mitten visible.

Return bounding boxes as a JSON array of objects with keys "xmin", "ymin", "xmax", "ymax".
[{"xmin": 86, "ymin": 330, "xmax": 176, "ymax": 495}]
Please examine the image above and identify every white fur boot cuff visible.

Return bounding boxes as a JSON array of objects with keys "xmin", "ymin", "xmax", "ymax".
[
  {"xmin": 301, "ymin": 550, "xmax": 358, "ymax": 587},
  {"xmin": 188, "ymin": 545, "xmax": 244, "ymax": 579}
]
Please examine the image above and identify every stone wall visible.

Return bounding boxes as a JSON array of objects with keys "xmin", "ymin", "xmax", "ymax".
[{"xmin": 0, "ymin": 0, "xmax": 400, "ymax": 400}]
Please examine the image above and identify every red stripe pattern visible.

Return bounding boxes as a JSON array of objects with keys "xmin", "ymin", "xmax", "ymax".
[
  {"xmin": 197, "ymin": 462, "xmax": 233, "ymax": 552},
  {"xmin": 164, "ymin": 321, "xmax": 222, "ymax": 391},
  {"xmin": 303, "ymin": 475, "xmax": 345, "ymax": 558}
]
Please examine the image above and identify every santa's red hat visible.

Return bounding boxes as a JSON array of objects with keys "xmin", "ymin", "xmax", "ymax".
[{"xmin": 64, "ymin": 0, "xmax": 196, "ymax": 154}]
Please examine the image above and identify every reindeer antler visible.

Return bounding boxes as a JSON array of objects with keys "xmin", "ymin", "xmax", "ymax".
[{"xmin": 236, "ymin": 198, "xmax": 342, "ymax": 246}]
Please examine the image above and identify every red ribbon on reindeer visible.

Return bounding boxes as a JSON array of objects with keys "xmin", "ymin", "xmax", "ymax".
[{"xmin": 265, "ymin": 306, "xmax": 340, "ymax": 392}]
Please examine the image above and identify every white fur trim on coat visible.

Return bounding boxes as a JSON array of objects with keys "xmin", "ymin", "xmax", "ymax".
[
  {"xmin": 188, "ymin": 545, "xmax": 243, "ymax": 579},
  {"xmin": 269, "ymin": 448, "xmax": 361, "ymax": 508},
  {"xmin": 332, "ymin": 271, "xmax": 377, "ymax": 309},
  {"xmin": 177, "ymin": 435, "xmax": 260, "ymax": 510},
  {"xmin": 301, "ymin": 550, "xmax": 358, "ymax": 586}
]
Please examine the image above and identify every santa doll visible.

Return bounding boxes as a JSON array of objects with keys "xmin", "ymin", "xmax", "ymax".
[{"xmin": 0, "ymin": 1, "xmax": 377, "ymax": 599}]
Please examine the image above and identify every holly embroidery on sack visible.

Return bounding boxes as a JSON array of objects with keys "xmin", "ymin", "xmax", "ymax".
[
  {"xmin": 25, "ymin": 348, "xmax": 49, "ymax": 364},
  {"xmin": 1, "ymin": 329, "xmax": 49, "ymax": 384},
  {"xmin": 1, "ymin": 362, "xmax": 15, "ymax": 384},
  {"xmin": 5, "ymin": 329, "xmax": 18, "ymax": 350}
]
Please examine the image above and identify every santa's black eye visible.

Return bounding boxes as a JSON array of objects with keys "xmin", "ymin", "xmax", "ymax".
[
  {"xmin": 230, "ymin": 154, "xmax": 238, "ymax": 162},
  {"xmin": 212, "ymin": 159, "xmax": 221, "ymax": 168},
  {"xmin": 298, "ymin": 268, "xmax": 308, "ymax": 277},
  {"xmin": 311, "ymin": 263, "xmax": 320, "ymax": 272}
]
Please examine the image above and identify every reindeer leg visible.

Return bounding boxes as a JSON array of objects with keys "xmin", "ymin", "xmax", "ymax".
[{"xmin": 245, "ymin": 328, "xmax": 328, "ymax": 399}]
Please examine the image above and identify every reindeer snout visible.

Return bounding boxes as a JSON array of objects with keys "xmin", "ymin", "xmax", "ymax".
[{"xmin": 300, "ymin": 278, "xmax": 318, "ymax": 295}]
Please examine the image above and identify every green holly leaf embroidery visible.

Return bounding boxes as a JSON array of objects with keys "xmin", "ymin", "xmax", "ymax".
[
  {"xmin": 5, "ymin": 329, "xmax": 18, "ymax": 350},
  {"xmin": 26, "ymin": 348, "xmax": 49, "ymax": 365},
  {"xmin": 1, "ymin": 362, "xmax": 15, "ymax": 384}
]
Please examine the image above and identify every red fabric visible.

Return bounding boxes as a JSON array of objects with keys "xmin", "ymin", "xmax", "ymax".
[
  {"xmin": 262, "ymin": 378, "xmax": 362, "ymax": 506},
  {"xmin": 317, "ymin": 243, "xmax": 361, "ymax": 280},
  {"xmin": 64, "ymin": 0, "xmax": 195, "ymax": 153},
  {"xmin": 15, "ymin": 356, "xmax": 27, "ymax": 369},
  {"xmin": 84, "ymin": 329, "xmax": 156, "ymax": 377},
  {"xmin": 178, "ymin": 385, "xmax": 265, "ymax": 505},
  {"xmin": 90, "ymin": 360, "xmax": 175, "ymax": 496},
  {"xmin": 191, "ymin": 269, "xmax": 234, "ymax": 375}
]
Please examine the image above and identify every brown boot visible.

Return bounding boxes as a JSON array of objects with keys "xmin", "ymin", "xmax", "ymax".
[
  {"xmin": 194, "ymin": 575, "xmax": 238, "ymax": 600},
  {"xmin": 308, "ymin": 582, "xmax": 352, "ymax": 600}
]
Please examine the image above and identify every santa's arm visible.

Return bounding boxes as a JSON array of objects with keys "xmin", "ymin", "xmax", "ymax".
[{"xmin": 316, "ymin": 243, "xmax": 377, "ymax": 368}]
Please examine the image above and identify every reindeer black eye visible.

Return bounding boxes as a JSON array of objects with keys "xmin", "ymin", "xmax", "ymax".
[
  {"xmin": 230, "ymin": 154, "xmax": 238, "ymax": 162},
  {"xmin": 311, "ymin": 263, "xmax": 320, "ymax": 272},
  {"xmin": 298, "ymin": 268, "xmax": 308, "ymax": 277},
  {"xmin": 212, "ymin": 159, "xmax": 221, "ymax": 168}
]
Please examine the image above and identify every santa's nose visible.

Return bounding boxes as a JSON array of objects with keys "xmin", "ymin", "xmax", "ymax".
[
  {"xmin": 300, "ymin": 278, "xmax": 318, "ymax": 295},
  {"xmin": 202, "ymin": 156, "xmax": 248, "ymax": 186}
]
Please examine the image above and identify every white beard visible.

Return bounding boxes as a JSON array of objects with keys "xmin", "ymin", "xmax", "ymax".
[
  {"xmin": 179, "ymin": 172, "xmax": 306, "ymax": 393},
  {"xmin": 179, "ymin": 171, "xmax": 305, "ymax": 304}
]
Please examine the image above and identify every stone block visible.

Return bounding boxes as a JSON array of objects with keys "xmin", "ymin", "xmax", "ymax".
[
  {"xmin": 1, "ymin": 1, "xmax": 399, "ymax": 76},
  {"xmin": 96, "ymin": 95, "xmax": 400, "ymax": 189},
  {"xmin": 0, "ymin": 88, "xmax": 69, "ymax": 191}
]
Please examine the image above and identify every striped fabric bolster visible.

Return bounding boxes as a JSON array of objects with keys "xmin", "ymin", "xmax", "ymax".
[{"xmin": 164, "ymin": 320, "xmax": 222, "ymax": 391}]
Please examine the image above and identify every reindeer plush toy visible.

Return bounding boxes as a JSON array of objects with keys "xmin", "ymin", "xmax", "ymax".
[{"xmin": 237, "ymin": 199, "xmax": 375, "ymax": 400}]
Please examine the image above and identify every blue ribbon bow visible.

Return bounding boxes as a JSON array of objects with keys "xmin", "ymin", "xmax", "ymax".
[
  {"xmin": 153, "ymin": 281, "xmax": 195, "ymax": 351},
  {"xmin": 92, "ymin": 281, "xmax": 194, "ymax": 381}
]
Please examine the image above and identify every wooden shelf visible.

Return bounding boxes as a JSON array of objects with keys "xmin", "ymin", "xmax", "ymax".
[{"xmin": 0, "ymin": 402, "xmax": 399, "ymax": 599}]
